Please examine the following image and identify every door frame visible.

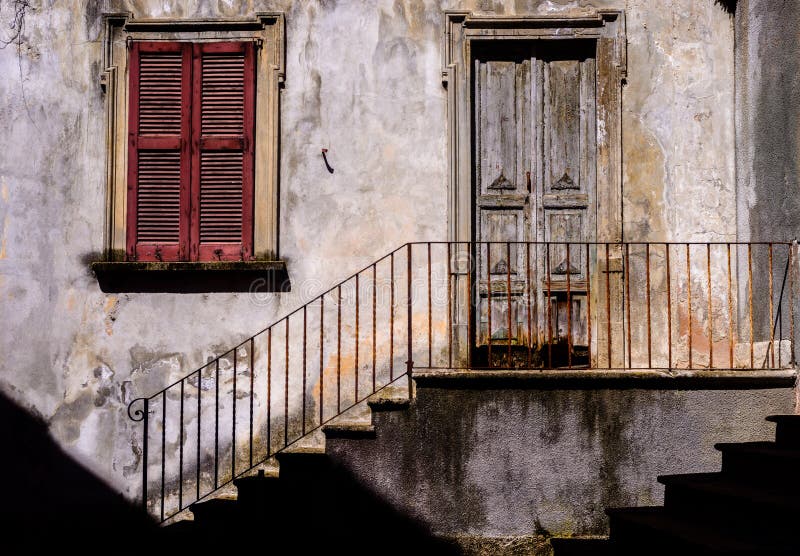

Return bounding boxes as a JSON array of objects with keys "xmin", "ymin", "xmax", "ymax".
[{"xmin": 443, "ymin": 10, "xmax": 627, "ymax": 367}]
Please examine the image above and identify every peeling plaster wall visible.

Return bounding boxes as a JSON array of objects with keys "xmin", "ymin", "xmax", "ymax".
[
  {"xmin": 735, "ymin": 0, "xmax": 800, "ymax": 244},
  {"xmin": 0, "ymin": 0, "xmax": 737, "ymax": 502}
]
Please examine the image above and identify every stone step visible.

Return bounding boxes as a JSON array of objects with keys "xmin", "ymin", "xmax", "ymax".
[
  {"xmin": 189, "ymin": 497, "xmax": 239, "ymax": 526},
  {"xmin": 322, "ymin": 422, "xmax": 377, "ymax": 439},
  {"xmin": 549, "ymin": 537, "xmax": 612, "ymax": 555},
  {"xmin": 717, "ymin": 441, "xmax": 800, "ymax": 480},
  {"xmin": 607, "ymin": 507, "xmax": 790, "ymax": 555},
  {"xmin": 659, "ymin": 472, "xmax": 799, "ymax": 541},
  {"xmin": 766, "ymin": 414, "xmax": 800, "ymax": 447}
]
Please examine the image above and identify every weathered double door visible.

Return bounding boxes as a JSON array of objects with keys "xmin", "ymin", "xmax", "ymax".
[{"xmin": 473, "ymin": 41, "xmax": 596, "ymax": 368}]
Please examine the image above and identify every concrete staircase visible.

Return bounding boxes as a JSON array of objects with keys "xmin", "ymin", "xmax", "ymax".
[
  {"xmin": 160, "ymin": 388, "xmax": 461, "ymax": 554},
  {"xmin": 554, "ymin": 414, "xmax": 800, "ymax": 555}
]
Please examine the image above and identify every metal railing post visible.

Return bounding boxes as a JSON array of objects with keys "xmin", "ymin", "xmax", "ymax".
[{"xmin": 406, "ymin": 243, "xmax": 414, "ymax": 398}]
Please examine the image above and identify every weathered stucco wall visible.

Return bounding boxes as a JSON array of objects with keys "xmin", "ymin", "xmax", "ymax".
[
  {"xmin": 327, "ymin": 378, "xmax": 796, "ymax": 538},
  {"xmin": 735, "ymin": 0, "xmax": 800, "ymax": 244},
  {"xmin": 0, "ymin": 0, "xmax": 740, "ymax": 503}
]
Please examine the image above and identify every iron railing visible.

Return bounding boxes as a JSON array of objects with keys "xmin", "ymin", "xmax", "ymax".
[{"xmin": 127, "ymin": 241, "xmax": 798, "ymax": 522}]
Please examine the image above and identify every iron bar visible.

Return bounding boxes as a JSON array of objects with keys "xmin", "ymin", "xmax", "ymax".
[
  {"xmin": 319, "ymin": 297, "xmax": 324, "ymax": 425},
  {"xmin": 586, "ymin": 243, "xmax": 592, "ymax": 369},
  {"xmin": 161, "ymin": 391, "xmax": 166, "ymax": 522},
  {"xmin": 791, "ymin": 243, "xmax": 796, "ymax": 365},
  {"xmin": 547, "ymin": 243, "xmax": 553, "ymax": 368},
  {"xmin": 232, "ymin": 348, "xmax": 237, "ymax": 478},
  {"xmin": 749, "ymin": 244, "xmax": 754, "ymax": 368},
  {"xmin": 390, "ymin": 253, "xmax": 395, "ymax": 380},
  {"xmin": 526, "ymin": 242, "xmax": 532, "ymax": 368},
  {"xmin": 429, "ymin": 242, "xmax": 433, "ymax": 367},
  {"xmin": 372, "ymin": 264, "xmax": 377, "ymax": 391},
  {"xmin": 355, "ymin": 274, "xmax": 360, "ymax": 402},
  {"xmin": 728, "ymin": 244, "xmax": 734, "ymax": 368},
  {"xmin": 196, "ymin": 370, "xmax": 200, "ymax": 502},
  {"xmin": 605, "ymin": 243, "xmax": 611, "ymax": 369},
  {"xmin": 687, "ymin": 244, "xmax": 693, "ymax": 369},
  {"xmin": 507, "ymin": 242, "xmax": 513, "ymax": 366},
  {"xmin": 249, "ymin": 337, "xmax": 254, "ymax": 467},
  {"xmin": 467, "ymin": 243, "xmax": 473, "ymax": 368},
  {"xmin": 302, "ymin": 307, "xmax": 307, "ymax": 435},
  {"xmin": 267, "ymin": 328, "xmax": 272, "ymax": 454},
  {"xmin": 407, "ymin": 243, "xmax": 414, "ymax": 396},
  {"xmin": 487, "ymin": 243, "xmax": 493, "ymax": 368},
  {"xmin": 666, "ymin": 244, "xmax": 672, "ymax": 369},
  {"xmin": 179, "ymin": 379, "xmax": 184, "ymax": 509},
  {"xmin": 707, "ymin": 244, "xmax": 713, "ymax": 368},
  {"xmin": 769, "ymin": 243, "xmax": 775, "ymax": 368},
  {"xmin": 214, "ymin": 359, "xmax": 219, "ymax": 489},
  {"xmin": 285, "ymin": 318, "xmax": 290, "ymax": 446},
  {"xmin": 646, "ymin": 243, "xmax": 652, "ymax": 368},
  {"xmin": 447, "ymin": 242, "xmax": 453, "ymax": 369},
  {"xmin": 567, "ymin": 243, "xmax": 573, "ymax": 369},
  {"xmin": 337, "ymin": 285, "xmax": 341, "ymax": 413},
  {"xmin": 624, "ymin": 243, "xmax": 631, "ymax": 369},
  {"xmin": 142, "ymin": 399, "xmax": 149, "ymax": 513}
]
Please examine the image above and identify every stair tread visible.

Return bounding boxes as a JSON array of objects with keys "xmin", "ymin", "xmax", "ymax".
[
  {"xmin": 765, "ymin": 414, "xmax": 800, "ymax": 424},
  {"xmin": 323, "ymin": 422, "xmax": 375, "ymax": 431},
  {"xmin": 189, "ymin": 497, "xmax": 238, "ymax": 512},
  {"xmin": 367, "ymin": 397, "xmax": 411, "ymax": 411},
  {"xmin": 607, "ymin": 507, "xmax": 783, "ymax": 552},
  {"xmin": 279, "ymin": 445, "xmax": 326, "ymax": 455},
  {"xmin": 716, "ymin": 441, "xmax": 800, "ymax": 459},
  {"xmin": 233, "ymin": 469, "xmax": 280, "ymax": 487},
  {"xmin": 658, "ymin": 472, "xmax": 800, "ymax": 509}
]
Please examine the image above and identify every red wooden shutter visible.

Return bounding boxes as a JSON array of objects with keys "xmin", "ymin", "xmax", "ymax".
[
  {"xmin": 191, "ymin": 42, "xmax": 255, "ymax": 261},
  {"xmin": 127, "ymin": 42, "xmax": 192, "ymax": 261}
]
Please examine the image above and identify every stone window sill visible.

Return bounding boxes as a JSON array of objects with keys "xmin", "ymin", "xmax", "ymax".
[{"xmin": 91, "ymin": 261, "xmax": 289, "ymax": 293}]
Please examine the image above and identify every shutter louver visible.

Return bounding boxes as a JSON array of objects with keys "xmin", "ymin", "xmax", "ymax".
[
  {"xmin": 200, "ymin": 152, "xmax": 244, "ymax": 243},
  {"xmin": 192, "ymin": 42, "xmax": 255, "ymax": 261},
  {"xmin": 138, "ymin": 53, "xmax": 183, "ymax": 134},
  {"xmin": 127, "ymin": 42, "xmax": 191, "ymax": 261},
  {"xmin": 201, "ymin": 53, "xmax": 245, "ymax": 135},
  {"xmin": 136, "ymin": 151, "xmax": 181, "ymax": 243}
]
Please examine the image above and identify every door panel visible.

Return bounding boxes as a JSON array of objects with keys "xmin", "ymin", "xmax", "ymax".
[{"xmin": 473, "ymin": 41, "xmax": 596, "ymax": 368}]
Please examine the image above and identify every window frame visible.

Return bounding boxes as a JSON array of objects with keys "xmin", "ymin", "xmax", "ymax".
[{"xmin": 101, "ymin": 13, "xmax": 285, "ymax": 262}]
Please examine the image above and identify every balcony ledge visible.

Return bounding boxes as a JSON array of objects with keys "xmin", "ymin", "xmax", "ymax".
[
  {"xmin": 412, "ymin": 368, "xmax": 798, "ymax": 390},
  {"xmin": 91, "ymin": 260, "xmax": 289, "ymax": 293}
]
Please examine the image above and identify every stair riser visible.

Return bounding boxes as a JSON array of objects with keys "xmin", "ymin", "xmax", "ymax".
[
  {"xmin": 774, "ymin": 425, "xmax": 800, "ymax": 448},
  {"xmin": 663, "ymin": 486, "xmax": 795, "ymax": 542},
  {"xmin": 609, "ymin": 518, "xmax": 696, "ymax": 554},
  {"xmin": 721, "ymin": 452, "xmax": 800, "ymax": 481}
]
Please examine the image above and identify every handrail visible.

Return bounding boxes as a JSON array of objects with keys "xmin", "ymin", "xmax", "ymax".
[{"xmin": 128, "ymin": 241, "xmax": 798, "ymax": 522}]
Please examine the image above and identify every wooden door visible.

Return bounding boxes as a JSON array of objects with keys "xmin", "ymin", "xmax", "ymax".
[{"xmin": 473, "ymin": 41, "xmax": 596, "ymax": 368}]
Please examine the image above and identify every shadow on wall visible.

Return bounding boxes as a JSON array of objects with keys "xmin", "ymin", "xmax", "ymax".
[
  {"xmin": 1, "ymin": 388, "xmax": 460, "ymax": 554},
  {"xmin": 0, "ymin": 390, "xmax": 158, "ymax": 553},
  {"xmin": 162, "ymin": 449, "xmax": 464, "ymax": 555}
]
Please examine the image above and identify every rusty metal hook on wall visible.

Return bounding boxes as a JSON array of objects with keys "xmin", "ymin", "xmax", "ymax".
[{"xmin": 321, "ymin": 148, "xmax": 334, "ymax": 174}]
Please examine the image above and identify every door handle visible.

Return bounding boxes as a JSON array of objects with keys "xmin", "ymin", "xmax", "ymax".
[{"xmin": 526, "ymin": 171, "xmax": 531, "ymax": 193}]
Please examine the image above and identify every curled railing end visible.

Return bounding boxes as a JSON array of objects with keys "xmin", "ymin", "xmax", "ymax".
[{"xmin": 127, "ymin": 398, "xmax": 148, "ymax": 422}]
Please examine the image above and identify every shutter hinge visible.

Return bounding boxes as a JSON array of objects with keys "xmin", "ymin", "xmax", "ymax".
[
  {"xmin": 126, "ymin": 36, "xmax": 132, "ymax": 50},
  {"xmin": 255, "ymin": 38, "xmax": 263, "ymax": 50}
]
